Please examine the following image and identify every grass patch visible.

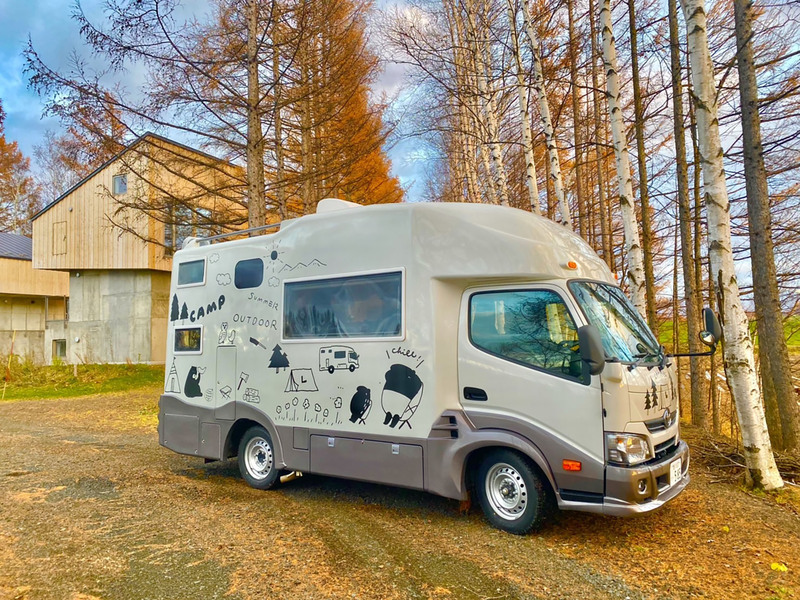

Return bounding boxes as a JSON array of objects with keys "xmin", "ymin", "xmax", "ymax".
[
  {"xmin": 658, "ymin": 316, "xmax": 800, "ymax": 355},
  {"xmin": 1, "ymin": 357, "xmax": 164, "ymax": 401}
]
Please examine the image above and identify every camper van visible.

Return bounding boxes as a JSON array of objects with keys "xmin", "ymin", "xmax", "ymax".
[{"xmin": 159, "ymin": 199, "xmax": 717, "ymax": 534}]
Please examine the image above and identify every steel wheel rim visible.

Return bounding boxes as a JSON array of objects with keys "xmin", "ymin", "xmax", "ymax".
[
  {"xmin": 244, "ymin": 437, "xmax": 273, "ymax": 480},
  {"xmin": 485, "ymin": 462, "xmax": 527, "ymax": 521}
]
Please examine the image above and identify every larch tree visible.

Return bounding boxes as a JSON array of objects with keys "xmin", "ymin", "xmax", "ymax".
[
  {"xmin": 0, "ymin": 100, "xmax": 40, "ymax": 234},
  {"xmin": 682, "ymin": 0, "xmax": 782, "ymax": 489},
  {"xmin": 733, "ymin": 0, "xmax": 799, "ymax": 451}
]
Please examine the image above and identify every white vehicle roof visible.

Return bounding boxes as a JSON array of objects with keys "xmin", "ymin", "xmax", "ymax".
[{"xmin": 182, "ymin": 199, "xmax": 615, "ymax": 285}]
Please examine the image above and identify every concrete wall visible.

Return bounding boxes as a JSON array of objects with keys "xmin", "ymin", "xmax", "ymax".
[{"xmin": 66, "ymin": 270, "xmax": 171, "ymax": 364}]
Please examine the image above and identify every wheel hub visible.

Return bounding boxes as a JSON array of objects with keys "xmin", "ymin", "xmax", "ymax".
[{"xmin": 485, "ymin": 463, "xmax": 528, "ymax": 521}]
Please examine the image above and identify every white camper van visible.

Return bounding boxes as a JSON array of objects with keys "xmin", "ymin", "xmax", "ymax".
[{"xmin": 159, "ymin": 199, "xmax": 718, "ymax": 534}]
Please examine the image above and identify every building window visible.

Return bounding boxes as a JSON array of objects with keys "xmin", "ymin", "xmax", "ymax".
[
  {"xmin": 234, "ymin": 258, "xmax": 264, "ymax": 289},
  {"xmin": 177, "ymin": 259, "xmax": 206, "ymax": 286},
  {"xmin": 112, "ymin": 174, "xmax": 128, "ymax": 195},
  {"xmin": 284, "ymin": 271, "xmax": 403, "ymax": 339},
  {"xmin": 52, "ymin": 339, "xmax": 67, "ymax": 360}
]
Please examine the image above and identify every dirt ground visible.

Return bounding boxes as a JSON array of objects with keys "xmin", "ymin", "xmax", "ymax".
[{"xmin": 0, "ymin": 390, "xmax": 797, "ymax": 600}]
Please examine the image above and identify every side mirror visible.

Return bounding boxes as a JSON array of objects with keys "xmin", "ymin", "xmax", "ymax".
[
  {"xmin": 700, "ymin": 308, "xmax": 722, "ymax": 348},
  {"xmin": 577, "ymin": 325, "xmax": 606, "ymax": 376}
]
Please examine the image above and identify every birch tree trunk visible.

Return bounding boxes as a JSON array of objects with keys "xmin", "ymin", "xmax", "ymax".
[
  {"xmin": 734, "ymin": 0, "xmax": 799, "ymax": 451},
  {"xmin": 521, "ymin": 1, "xmax": 571, "ymax": 227},
  {"xmin": 599, "ymin": 0, "xmax": 646, "ymax": 314},
  {"xmin": 627, "ymin": 0, "xmax": 658, "ymax": 331},
  {"xmin": 682, "ymin": 0, "xmax": 782, "ymax": 489},
  {"xmin": 567, "ymin": 0, "xmax": 586, "ymax": 236},
  {"xmin": 588, "ymin": 0, "xmax": 611, "ymax": 265},
  {"xmin": 506, "ymin": 0, "xmax": 540, "ymax": 213},
  {"xmin": 668, "ymin": 0, "xmax": 704, "ymax": 428},
  {"xmin": 465, "ymin": 0, "xmax": 510, "ymax": 206},
  {"xmin": 246, "ymin": 0, "xmax": 266, "ymax": 228}
]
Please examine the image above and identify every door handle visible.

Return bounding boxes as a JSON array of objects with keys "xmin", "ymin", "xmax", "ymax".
[{"xmin": 463, "ymin": 387, "xmax": 488, "ymax": 401}]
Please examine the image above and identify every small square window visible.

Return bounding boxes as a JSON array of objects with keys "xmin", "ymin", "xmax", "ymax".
[
  {"xmin": 53, "ymin": 339, "xmax": 67, "ymax": 360},
  {"xmin": 113, "ymin": 174, "xmax": 128, "ymax": 195}
]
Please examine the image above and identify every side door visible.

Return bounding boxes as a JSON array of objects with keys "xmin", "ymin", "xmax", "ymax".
[{"xmin": 457, "ymin": 285, "xmax": 605, "ymax": 494}]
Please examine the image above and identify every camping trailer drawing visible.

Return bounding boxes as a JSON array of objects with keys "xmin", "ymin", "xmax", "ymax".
[
  {"xmin": 158, "ymin": 199, "xmax": 719, "ymax": 534},
  {"xmin": 319, "ymin": 345, "xmax": 359, "ymax": 373}
]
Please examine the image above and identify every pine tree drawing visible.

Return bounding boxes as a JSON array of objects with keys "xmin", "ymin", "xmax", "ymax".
[
  {"xmin": 651, "ymin": 383, "xmax": 659, "ymax": 409},
  {"xmin": 180, "ymin": 302, "xmax": 189, "ymax": 321},
  {"xmin": 269, "ymin": 344, "xmax": 290, "ymax": 373},
  {"xmin": 644, "ymin": 389, "xmax": 651, "ymax": 411},
  {"xmin": 170, "ymin": 295, "xmax": 179, "ymax": 322}
]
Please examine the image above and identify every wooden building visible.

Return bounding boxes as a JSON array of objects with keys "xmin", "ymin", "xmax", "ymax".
[
  {"xmin": 31, "ymin": 133, "xmax": 244, "ymax": 364},
  {"xmin": 0, "ymin": 233, "xmax": 69, "ymax": 363}
]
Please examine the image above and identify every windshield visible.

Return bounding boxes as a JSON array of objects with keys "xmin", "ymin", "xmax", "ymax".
[{"xmin": 569, "ymin": 281, "xmax": 661, "ymax": 363}]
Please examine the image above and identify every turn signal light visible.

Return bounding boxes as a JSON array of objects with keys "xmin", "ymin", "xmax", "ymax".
[
  {"xmin": 565, "ymin": 261, "xmax": 578, "ymax": 270},
  {"xmin": 562, "ymin": 459, "xmax": 582, "ymax": 472}
]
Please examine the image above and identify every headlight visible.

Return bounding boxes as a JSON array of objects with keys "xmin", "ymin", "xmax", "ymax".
[{"xmin": 606, "ymin": 433, "xmax": 652, "ymax": 465}]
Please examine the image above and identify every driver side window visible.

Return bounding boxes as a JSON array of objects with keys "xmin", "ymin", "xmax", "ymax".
[{"xmin": 469, "ymin": 290, "xmax": 582, "ymax": 380}]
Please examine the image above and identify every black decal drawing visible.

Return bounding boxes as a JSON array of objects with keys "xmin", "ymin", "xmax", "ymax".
[
  {"xmin": 268, "ymin": 344, "xmax": 290, "ymax": 372},
  {"xmin": 391, "ymin": 346, "xmax": 425, "ymax": 369},
  {"xmin": 166, "ymin": 359, "xmax": 181, "ymax": 393},
  {"xmin": 651, "ymin": 382, "xmax": 659, "ymax": 410},
  {"xmin": 279, "ymin": 259, "xmax": 327, "ymax": 273},
  {"xmin": 219, "ymin": 385, "xmax": 232, "ymax": 401},
  {"xmin": 180, "ymin": 302, "xmax": 189, "ymax": 321},
  {"xmin": 644, "ymin": 389, "xmax": 651, "ymax": 412},
  {"xmin": 319, "ymin": 345, "xmax": 359, "ymax": 373},
  {"xmin": 266, "ymin": 242, "xmax": 286, "ymax": 273},
  {"xmin": 217, "ymin": 273, "xmax": 232, "ymax": 286},
  {"xmin": 184, "ymin": 366, "xmax": 206, "ymax": 398},
  {"xmin": 209, "ymin": 252, "xmax": 220, "ymax": 264},
  {"xmin": 381, "ymin": 364, "xmax": 423, "ymax": 429},
  {"xmin": 250, "ymin": 337, "xmax": 267, "ymax": 350},
  {"xmin": 334, "ymin": 397, "xmax": 343, "ymax": 409},
  {"xmin": 218, "ymin": 322, "xmax": 236, "ymax": 345},
  {"xmin": 349, "ymin": 386, "xmax": 372, "ymax": 424},
  {"xmin": 204, "ymin": 388, "xmax": 213, "ymax": 403},
  {"xmin": 242, "ymin": 388, "xmax": 261, "ymax": 404},
  {"xmin": 170, "ymin": 295, "xmax": 179, "ymax": 322},
  {"xmin": 268, "ymin": 276, "xmax": 280, "ymax": 288},
  {"xmin": 285, "ymin": 368, "xmax": 318, "ymax": 392},
  {"xmin": 238, "ymin": 372, "xmax": 249, "ymax": 390}
]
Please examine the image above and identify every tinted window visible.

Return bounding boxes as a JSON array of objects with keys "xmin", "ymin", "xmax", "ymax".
[
  {"xmin": 470, "ymin": 290, "xmax": 583, "ymax": 380},
  {"xmin": 175, "ymin": 327, "xmax": 202, "ymax": 352},
  {"xmin": 235, "ymin": 258, "xmax": 264, "ymax": 289},
  {"xmin": 178, "ymin": 259, "xmax": 205, "ymax": 286},
  {"xmin": 284, "ymin": 272, "xmax": 402, "ymax": 339}
]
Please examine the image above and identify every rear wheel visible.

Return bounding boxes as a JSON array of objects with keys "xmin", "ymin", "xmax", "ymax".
[
  {"xmin": 238, "ymin": 426, "xmax": 279, "ymax": 490},
  {"xmin": 475, "ymin": 449, "xmax": 548, "ymax": 535}
]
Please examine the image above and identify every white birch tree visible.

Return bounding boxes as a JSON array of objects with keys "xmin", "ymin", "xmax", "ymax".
[
  {"xmin": 682, "ymin": 0, "xmax": 782, "ymax": 490},
  {"xmin": 599, "ymin": 0, "xmax": 646, "ymax": 314}
]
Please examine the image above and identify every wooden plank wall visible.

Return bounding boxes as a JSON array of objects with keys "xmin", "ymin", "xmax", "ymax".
[{"xmin": 0, "ymin": 257, "xmax": 69, "ymax": 297}]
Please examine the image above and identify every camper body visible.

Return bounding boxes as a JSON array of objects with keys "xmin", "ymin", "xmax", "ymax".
[{"xmin": 159, "ymin": 199, "xmax": 689, "ymax": 533}]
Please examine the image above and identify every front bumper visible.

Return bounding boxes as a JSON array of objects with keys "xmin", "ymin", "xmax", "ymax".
[{"xmin": 558, "ymin": 440, "xmax": 690, "ymax": 516}]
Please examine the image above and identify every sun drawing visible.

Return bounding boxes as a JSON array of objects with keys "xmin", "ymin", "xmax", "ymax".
[{"xmin": 265, "ymin": 242, "xmax": 286, "ymax": 274}]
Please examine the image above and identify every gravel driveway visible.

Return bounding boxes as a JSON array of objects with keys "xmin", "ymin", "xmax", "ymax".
[{"xmin": 1, "ymin": 390, "xmax": 797, "ymax": 600}]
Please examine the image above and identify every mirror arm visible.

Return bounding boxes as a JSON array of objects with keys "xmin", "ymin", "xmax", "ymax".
[{"xmin": 668, "ymin": 346, "xmax": 717, "ymax": 358}]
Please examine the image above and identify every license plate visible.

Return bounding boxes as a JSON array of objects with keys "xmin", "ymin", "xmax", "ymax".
[{"xmin": 669, "ymin": 457, "xmax": 682, "ymax": 486}]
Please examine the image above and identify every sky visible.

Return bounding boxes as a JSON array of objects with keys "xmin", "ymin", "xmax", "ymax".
[{"xmin": 0, "ymin": 0, "xmax": 425, "ymax": 202}]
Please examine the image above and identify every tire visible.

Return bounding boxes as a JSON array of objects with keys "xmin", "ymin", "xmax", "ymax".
[
  {"xmin": 328, "ymin": 365, "xmax": 335, "ymax": 374},
  {"xmin": 348, "ymin": 364, "xmax": 356, "ymax": 372},
  {"xmin": 237, "ymin": 426, "xmax": 279, "ymax": 490},
  {"xmin": 475, "ymin": 449, "xmax": 548, "ymax": 535}
]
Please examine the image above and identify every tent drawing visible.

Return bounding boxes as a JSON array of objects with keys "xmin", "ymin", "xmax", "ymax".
[
  {"xmin": 166, "ymin": 359, "xmax": 181, "ymax": 393},
  {"xmin": 285, "ymin": 368, "xmax": 318, "ymax": 392}
]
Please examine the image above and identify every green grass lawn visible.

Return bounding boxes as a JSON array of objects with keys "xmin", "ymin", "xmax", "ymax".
[
  {"xmin": 0, "ymin": 360, "xmax": 165, "ymax": 401},
  {"xmin": 658, "ymin": 315, "xmax": 800, "ymax": 355}
]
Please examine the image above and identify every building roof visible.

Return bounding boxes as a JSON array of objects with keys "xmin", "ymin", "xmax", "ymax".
[
  {"xmin": 29, "ymin": 132, "xmax": 240, "ymax": 222},
  {"xmin": 0, "ymin": 232, "xmax": 32, "ymax": 261}
]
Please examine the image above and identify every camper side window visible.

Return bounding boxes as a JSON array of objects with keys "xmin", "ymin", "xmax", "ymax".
[
  {"xmin": 177, "ymin": 259, "xmax": 206, "ymax": 286},
  {"xmin": 284, "ymin": 271, "xmax": 402, "ymax": 339},
  {"xmin": 469, "ymin": 290, "xmax": 583, "ymax": 381},
  {"xmin": 235, "ymin": 258, "xmax": 264, "ymax": 289}
]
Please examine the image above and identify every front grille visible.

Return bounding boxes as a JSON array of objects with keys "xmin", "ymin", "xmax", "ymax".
[{"xmin": 654, "ymin": 436, "xmax": 677, "ymax": 460}]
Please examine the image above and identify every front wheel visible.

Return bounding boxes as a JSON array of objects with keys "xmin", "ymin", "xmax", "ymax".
[
  {"xmin": 475, "ymin": 450, "xmax": 549, "ymax": 535},
  {"xmin": 238, "ymin": 426, "xmax": 279, "ymax": 490}
]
